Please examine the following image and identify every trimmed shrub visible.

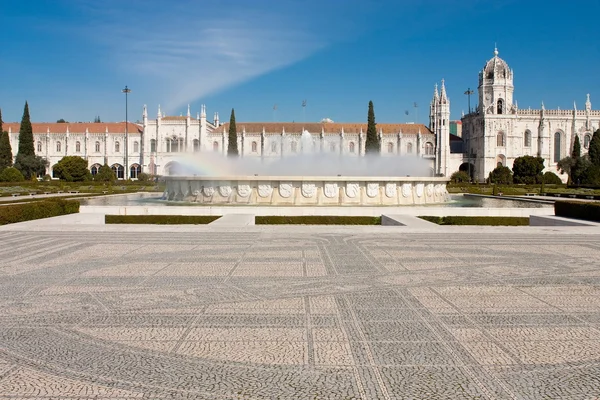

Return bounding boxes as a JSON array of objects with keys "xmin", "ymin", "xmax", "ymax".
[
  {"xmin": 450, "ymin": 171, "xmax": 470, "ymax": 183},
  {"xmin": 488, "ymin": 166, "xmax": 513, "ymax": 184},
  {"xmin": 419, "ymin": 216, "xmax": 529, "ymax": 226},
  {"xmin": 136, "ymin": 172, "xmax": 150, "ymax": 182},
  {"xmin": 554, "ymin": 201, "xmax": 600, "ymax": 223},
  {"xmin": 0, "ymin": 199, "xmax": 79, "ymax": 225},
  {"xmin": 105, "ymin": 215, "xmax": 220, "ymax": 224},
  {"xmin": 543, "ymin": 171, "xmax": 563, "ymax": 184},
  {"xmin": 255, "ymin": 216, "xmax": 382, "ymax": 225},
  {"xmin": 0, "ymin": 167, "xmax": 25, "ymax": 182}
]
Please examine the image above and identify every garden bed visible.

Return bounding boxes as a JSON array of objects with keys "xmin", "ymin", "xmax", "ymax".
[
  {"xmin": 255, "ymin": 216, "xmax": 382, "ymax": 225},
  {"xmin": 105, "ymin": 215, "xmax": 220, "ymax": 224},
  {"xmin": 419, "ymin": 216, "xmax": 529, "ymax": 226}
]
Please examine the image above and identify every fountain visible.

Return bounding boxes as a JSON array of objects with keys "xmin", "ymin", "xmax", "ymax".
[{"xmin": 164, "ymin": 131, "xmax": 450, "ymax": 206}]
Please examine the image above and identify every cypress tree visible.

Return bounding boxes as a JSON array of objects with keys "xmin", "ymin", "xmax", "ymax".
[
  {"xmin": 589, "ymin": 129, "xmax": 600, "ymax": 167},
  {"xmin": 0, "ymin": 109, "xmax": 14, "ymax": 170},
  {"xmin": 572, "ymin": 135, "xmax": 581, "ymax": 159},
  {"xmin": 365, "ymin": 101, "xmax": 380, "ymax": 154},
  {"xmin": 227, "ymin": 108, "xmax": 238, "ymax": 157},
  {"xmin": 17, "ymin": 102, "xmax": 35, "ymax": 157}
]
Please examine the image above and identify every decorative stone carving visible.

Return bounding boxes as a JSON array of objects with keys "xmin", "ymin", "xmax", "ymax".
[
  {"xmin": 279, "ymin": 182, "xmax": 293, "ymax": 198},
  {"xmin": 346, "ymin": 183, "xmax": 359, "ymax": 198},
  {"xmin": 301, "ymin": 182, "xmax": 316, "ymax": 198},
  {"xmin": 203, "ymin": 186, "xmax": 215, "ymax": 197},
  {"xmin": 416, "ymin": 183, "xmax": 424, "ymax": 198},
  {"xmin": 324, "ymin": 182, "xmax": 338, "ymax": 198},
  {"xmin": 401, "ymin": 183, "xmax": 412, "ymax": 198},
  {"xmin": 385, "ymin": 183, "xmax": 397, "ymax": 198},
  {"xmin": 366, "ymin": 183, "xmax": 379, "ymax": 198},
  {"xmin": 237, "ymin": 184, "xmax": 251, "ymax": 197},
  {"xmin": 434, "ymin": 184, "xmax": 442, "ymax": 195},
  {"xmin": 219, "ymin": 185, "xmax": 232, "ymax": 197},
  {"xmin": 426, "ymin": 183, "xmax": 434, "ymax": 197},
  {"xmin": 258, "ymin": 183, "xmax": 273, "ymax": 198}
]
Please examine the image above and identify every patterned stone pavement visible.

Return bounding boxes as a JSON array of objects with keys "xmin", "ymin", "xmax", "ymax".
[{"xmin": 0, "ymin": 229, "xmax": 600, "ymax": 399}]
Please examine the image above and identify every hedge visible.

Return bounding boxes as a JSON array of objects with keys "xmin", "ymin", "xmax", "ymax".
[
  {"xmin": 255, "ymin": 216, "xmax": 382, "ymax": 225},
  {"xmin": 0, "ymin": 199, "xmax": 80, "ymax": 225},
  {"xmin": 554, "ymin": 201, "xmax": 600, "ymax": 223},
  {"xmin": 105, "ymin": 215, "xmax": 220, "ymax": 224},
  {"xmin": 419, "ymin": 216, "xmax": 529, "ymax": 226}
]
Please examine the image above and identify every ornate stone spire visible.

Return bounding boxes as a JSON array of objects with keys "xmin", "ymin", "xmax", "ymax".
[
  {"xmin": 440, "ymin": 79, "xmax": 448, "ymax": 103},
  {"xmin": 586, "ymin": 94, "xmax": 592, "ymax": 111},
  {"xmin": 433, "ymin": 83, "xmax": 439, "ymax": 101},
  {"xmin": 187, "ymin": 104, "xmax": 191, "ymax": 118},
  {"xmin": 142, "ymin": 104, "xmax": 147, "ymax": 118},
  {"xmin": 201, "ymin": 104, "xmax": 206, "ymax": 118},
  {"xmin": 157, "ymin": 105, "xmax": 162, "ymax": 118}
]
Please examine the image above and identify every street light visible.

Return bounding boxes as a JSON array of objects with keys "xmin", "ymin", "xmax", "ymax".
[
  {"xmin": 122, "ymin": 85, "xmax": 131, "ymax": 179},
  {"xmin": 464, "ymin": 88, "xmax": 475, "ymax": 182}
]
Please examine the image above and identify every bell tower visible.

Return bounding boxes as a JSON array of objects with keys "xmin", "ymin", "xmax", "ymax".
[{"xmin": 478, "ymin": 47, "xmax": 514, "ymax": 115}]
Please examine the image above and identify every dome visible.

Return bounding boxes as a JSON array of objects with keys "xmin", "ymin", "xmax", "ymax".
[{"xmin": 483, "ymin": 48, "xmax": 511, "ymax": 80}]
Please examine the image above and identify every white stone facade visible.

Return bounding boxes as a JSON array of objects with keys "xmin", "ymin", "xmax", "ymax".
[{"xmin": 461, "ymin": 48, "xmax": 599, "ymax": 182}]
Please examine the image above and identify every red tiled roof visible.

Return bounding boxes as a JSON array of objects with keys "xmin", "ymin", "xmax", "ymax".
[
  {"xmin": 3, "ymin": 122, "xmax": 143, "ymax": 134},
  {"xmin": 216, "ymin": 122, "xmax": 432, "ymax": 135}
]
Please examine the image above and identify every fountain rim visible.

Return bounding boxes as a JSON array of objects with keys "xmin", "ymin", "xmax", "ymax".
[{"xmin": 164, "ymin": 176, "xmax": 450, "ymax": 182}]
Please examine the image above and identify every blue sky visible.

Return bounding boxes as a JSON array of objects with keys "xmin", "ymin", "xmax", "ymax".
[{"xmin": 1, "ymin": 0, "xmax": 599, "ymax": 124}]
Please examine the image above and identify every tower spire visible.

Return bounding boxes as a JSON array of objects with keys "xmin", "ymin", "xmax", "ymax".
[
  {"xmin": 586, "ymin": 94, "xmax": 592, "ymax": 111},
  {"xmin": 157, "ymin": 104, "xmax": 161, "ymax": 118},
  {"xmin": 187, "ymin": 104, "xmax": 191, "ymax": 117},
  {"xmin": 440, "ymin": 79, "xmax": 448, "ymax": 102},
  {"xmin": 433, "ymin": 83, "xmax": 439, "ymax": 100}
]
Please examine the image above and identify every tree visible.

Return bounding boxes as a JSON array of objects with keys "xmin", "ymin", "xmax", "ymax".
[
  {"xmin": 13, "ymin": 155, "xmax": 47, "ymax": 180},
  {"xmin": 56, "ymin": 119, "xmax": 68, "ymax": 123},
  {"xmin": 488, "ymin": 165, "xmax": 513, "ymax": 184},
  {"xmin": 14, "ymin": 102, "xmax": 47, "ymax": 179},
  {"xmin": 94, "ymin": 116, "xmax": 101, "ymax": 123},
  {"xmin": 227, "ymin": 108, "xmax": 238, "ymax": 157},
  {"xmin": 543, "ymin": 171, "xmax": 563, "ymax": 184},
  {"xmin": 94, "ymin": 164, "xmax": 116, "ymax": 182},
  {"xmin": 589, "ymin": 129, "xmax": 600, "ymax": 167},
  {"xmin": 0, "ymin": 109, "xmax": 13, "ymax": 170},
  {"xmin": 557, "ymin": 156, "xmax": 575, "ymax": 184},
  {"xmin": 52, "ymin": 156, "xmax": 91, "ymax": 181},
  {"xmin": 365, "ymin": 101, "xmax": 380, "ymax": 154},
  {"xmin": 572, "ymin": 135, "xmax": 581, "ymax": 159},
  {"xmin": 0, "ymin": 167, "xmax": 24, "ymax": 182},
  {"xmin": 512, "ymin": 155, "xmax": 544, "ymax": 184}
]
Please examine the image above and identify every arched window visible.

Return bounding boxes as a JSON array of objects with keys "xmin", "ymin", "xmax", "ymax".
[
  {"xmin": 407, "ymin": 142, "xmax": 413, "ymax": 154},
  {"xmin": 496, "ymin": 154, "xmax": 506, "ymax": 167},
  {"xmin": 90, "ymin": 163, "xmax": 101, "ymax": 176},
  {"xmin": 497, "ymin": 132, "xmax": 505, "ymax": 147},
  {"xmin": 425, "ymin": 142, "xmax": 434, "ymax": 155},
  {"xmin": 213, "ymin": 141, "xmax": 219, "ymax": 152},
  {"xmin": 584, "ymin": 134, "xmax": 591, "ymax": 149},
  {"xmin": 95, "ymin": 141, "xmax": 101, "ymax": 152},
  {"xmin": 554, "ymin": 132, "xmax": 562, "ymax": 162},
  {"xmin": 291, "ymin": 142, "xmax": 298, "ymax": 153},
  {"xmin": 129, "ymin": 164, "xmax": 141, "ymax": 179},
  {"xmin": 193, "ymin": 139, "xmax": 199, "ymax": 152},
  {"xmin": 150, "ymin": 139, "xmax": 156, "ymax": 153},
  {"xmin": 56, "ymin": 141, "xmax": 61, "ymax": 152},
  {"xmin": 75, "ymin": 141, "xmax": 81, "ymax": 152},
  {"xmin": 524, "ymin": 130, "xmax": 532, "ymax": 147},
  {"xmin": 497, "ymin": 99, "xmax": 504, "ymax": 114},
  {"xmin": 169, "ymin": 137, "xmax": 179, "ymax": 153},
  {"xmin": 387, "ymin": 142, "xmax": 394, "ymax": 153},
  {"xmin": 37, "ymin": 141, "xmax": 42, "ymax": 153},
  {"xmin": 133, "ymin": 141, "xmax": 139, "ymax": 153},
  {"xmin": 349, "ymin": 142, "xmax": 356, "ymax": 153},
  {"xmin": 115, "ymin": 141, "xmax": 120, "ymax": 153},
  {"xmin": 271, "ymin": 141, "xmax": 277, "ymax": 153},
  {"xmin": 111, "ymin": 164, "xmax": 124, "ymax": 179},
  {"xmin": 251, "ymin": 141, "xmax": 258, "ymax": 152}
]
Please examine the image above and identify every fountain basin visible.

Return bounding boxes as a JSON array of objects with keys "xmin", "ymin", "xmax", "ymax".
[{"xmin": 164, "ymin": 176, "xmax": 450, "ymax": 206}]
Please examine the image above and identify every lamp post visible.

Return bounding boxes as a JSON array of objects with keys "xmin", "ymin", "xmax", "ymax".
[
  {"xmin": 464, "ymin": 88, "xmax": 475, "ymax": 182},
  {"xmin": 122, "ymin": 85, "xmax": 131, "ymax": 179}
]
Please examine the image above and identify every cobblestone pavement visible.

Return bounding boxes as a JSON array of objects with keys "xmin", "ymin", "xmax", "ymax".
[{"xmin": 1, "ymin": 229, "xmax": 600, "ymax": 399}]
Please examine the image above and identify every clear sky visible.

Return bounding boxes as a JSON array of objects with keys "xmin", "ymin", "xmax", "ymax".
[{"xmin": 1, "ymin": 0, "xmax": 599, "ymax": 125}]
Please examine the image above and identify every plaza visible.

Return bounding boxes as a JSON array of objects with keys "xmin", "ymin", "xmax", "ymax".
[{"xmin": 1, "ymin": 218, "xmax": 600, "ymax": 399}]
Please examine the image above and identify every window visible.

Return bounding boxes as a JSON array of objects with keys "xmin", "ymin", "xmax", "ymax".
[
  {"xmin": 213, "ymin": 141, "xmax": 219, "ymax": 152},
  {"xmin": 90, "ymin": 164, "xmax": 101, "ymax": 176},
  {"xmin": 554, "ymin": 132, "xmax": 561, "ymax": 162},
  {"xmin": 111, "ymin": 164, "xmax": 124, "ymax": 179},
  {"xmin": 496, "ymin": 154, "xmax": 506, "ymax": 167},
  {"xmin": 387, "ymin": 142, "xmax": 394, "ymax": 153},
  {"xmin": 407, "ymin": 142, "xmax": 413, "ymax": 154},
  {"xmin": 329, "ymin": 142, "xmax": 336, "ymax": 152},
  {"xmin": 425, "ymin": 142, "xmax": 434, "ymax": 155},
  {"xmin": 497, "ymin": 132, "xmax": 505, "ymax": 147},
  {"xmin": 75, "ymin": 141, "xmax": 81, "ymax": 152},
  {"xmin": 56, "ymin": 141, "xmax": 61, "ymax": 152},
  {"xmin": 150, "ymin": 139, "xmax": 156, "ymax": 153},
  {"xmin": 584, "ymin": 134, "xmax": 591, "ymax": 149},
  {"xmin": 349, "ymin": 142, "xmax": 355, "ymax": 153},
  {"xmin": 95, "ymin": 141, "xmax": 101, "ymax": 152},
  {"xmin": 169, "ymin": 137, "xmax": 179, "ymax": 153},
  {"xmin": 133, "ymin": 141, "xmax": 139, "ymax": 153},
  {"xmin": 497, "ymin": 99, "xmax": 504, "ymax": 114},
  {"xmin": 37, "ymin": 141, "xmax": 42, "ymax": 152},
  {"xmin": 271, "ymin": 142, "xmax": 277, "ymax": 153},
  {"xmin": 130, "ymin": 164, "xmax": 141, "ymax": 179},
  {"xmin": 193, "ymin": 139, "xmax": 199, "ymax": 152},
  {"xmin": 524, "ymin": 130, "xmax": 532, "ymax": 147},
  {"xmin": 115, "ymin": 141, "xmax": 120, "ymax": 153},
  {"xmin": 251, "ymin": 141, "xmax": 258, "ymax": 152},
  {"xmin": 291, "ymin": 142, "xmax": 297, "ymax": 153}
]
